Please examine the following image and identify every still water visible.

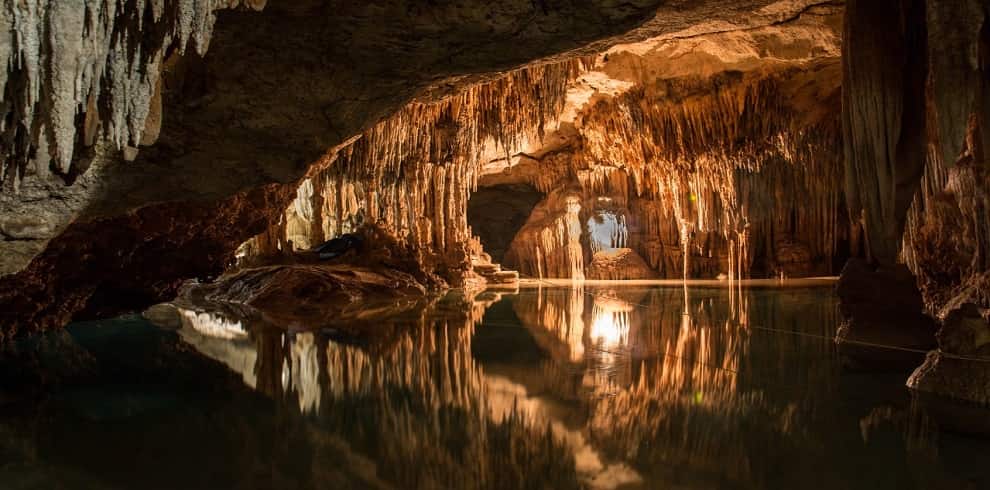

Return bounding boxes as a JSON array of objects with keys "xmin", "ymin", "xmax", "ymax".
[{"xmin": 2, "ymin": 283, "xmax": 990, "ymax": 489}]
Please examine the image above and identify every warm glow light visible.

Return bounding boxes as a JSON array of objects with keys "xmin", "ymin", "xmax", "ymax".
[
  {"xmin": 589, "ymin": 294, "xmax": 631, "ymax": 350},
  {"xmin": 590, "ymin": 312, "xmax": 626, "ymax": 348}
]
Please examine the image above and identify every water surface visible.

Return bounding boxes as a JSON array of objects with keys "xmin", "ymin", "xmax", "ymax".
[{"xmin": 2, "ymin": 283, "xmax": 989, "ymax": 489}]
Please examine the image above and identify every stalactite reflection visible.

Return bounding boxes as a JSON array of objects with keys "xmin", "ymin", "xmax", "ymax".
[{"xmin": 165, "ymin": 284, "xmax": 944, "ymax": 489}]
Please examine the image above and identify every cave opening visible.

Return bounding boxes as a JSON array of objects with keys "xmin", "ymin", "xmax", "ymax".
[{"xmin": 467, "ymin": 183, "xmax": 544, "ymax": 266}]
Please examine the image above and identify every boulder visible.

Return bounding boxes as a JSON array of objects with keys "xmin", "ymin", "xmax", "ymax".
[
  {"xmin": 908, "ymin": 303, "xmax": 990, "ymax": 405},
  {"xmin": 586, "ymin": 248, "xmax": 658, "ymax": 280}
]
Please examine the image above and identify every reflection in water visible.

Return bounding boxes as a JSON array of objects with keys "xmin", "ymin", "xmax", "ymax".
[
  {"xmin": 168, "ymin": 292, "xmax": 584, "ymax": 489},
  {"xmin": 152, "ymin": 283, "xmax": 978, "ymax": 489},
  {"xmin": 12, "ymin": 284, "xmax": 990, "ymax": 489}
]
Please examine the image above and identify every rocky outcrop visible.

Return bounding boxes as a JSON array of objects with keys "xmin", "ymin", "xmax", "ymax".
[
  {"xmin": 586, "ymin": 248, "xmax": 658, "ymax": 280},
  {"xmin": 908, "ymin": 303, "xmax": 990, "ymax": 405},
  {"xmin": 0, "ymin": 182, "xmax": 292, "ymax": 342},
  {"xmin": 182, "ymin": 264, "xmax": 426, "ymax": 331},
  {"xmin": 835, "ymin": 258, "xmax": 937, "ymax": 370}
]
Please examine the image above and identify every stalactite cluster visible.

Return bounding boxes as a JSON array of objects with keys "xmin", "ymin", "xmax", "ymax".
[
  {"xmin": 243, "ymin": 59, "xmax": 589, "ymax": 283},
  {"xmin": 0, "ymin": 0, "xmax": 264, "ymax": 190},
  {"xmin": 503, "ymin": 65, "xmax": 846, "ymax": 279},
  {"xmin": 504, "ymin": 191, "xmax": 587, "ymax": 280},
  {"xmin": 580, "ymin": 68, "xmax": 844, "ymax": 278}
]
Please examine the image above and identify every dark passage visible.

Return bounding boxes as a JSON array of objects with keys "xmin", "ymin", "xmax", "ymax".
[{"xmin": 467, "ymin": 183, "xmax": 543, "ymax": 264}]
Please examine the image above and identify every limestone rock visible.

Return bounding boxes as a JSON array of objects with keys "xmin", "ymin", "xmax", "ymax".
[
  {"xmin": 907, "ymin": 305, "xmax": 990, "ymax": 405},
  {"xmin": 188, "ymin": 264, "xmax": 426, "ymax": 331},
  {"xmin": 586, "ymin": 248, "xmax": 658, "ymax": 280}
]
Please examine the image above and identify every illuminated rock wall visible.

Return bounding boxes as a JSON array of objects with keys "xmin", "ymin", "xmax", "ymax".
[
  {"xmin": 241, "ymin": 60, "xmax": 588, "ymax": 285},
  {"xmin": 487, "ymin": 4, "xmax": 849, "ymax": 279}
]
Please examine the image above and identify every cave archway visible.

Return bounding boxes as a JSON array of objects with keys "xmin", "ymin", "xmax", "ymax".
[{"xmin": 467, "ymin": 184, "xmax": 544, "ymax": 264}]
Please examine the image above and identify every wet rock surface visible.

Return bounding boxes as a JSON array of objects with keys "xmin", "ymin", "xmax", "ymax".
[
  {"xmin": 908, "ymin": 303, "xmax": 990, "ymax": 405},
  {"xmin": 835, "ymin": 259, "xmax": 937, "ymax": 371},
  {"xmin": 185, "ymin": 264, "xmax": 426, "ymax": 332}
]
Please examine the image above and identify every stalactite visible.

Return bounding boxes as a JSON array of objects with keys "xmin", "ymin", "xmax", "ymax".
[
  {"xmin": 242, "ymin": 59, "xmax": 589, "ymax": 283},
  {"xmin": 0, "ymin": 0, "xmax": 265, "ymax": 190},
  {"xmin": 504, "ymin": 66, "xmax": 845, "ymax": 279}
]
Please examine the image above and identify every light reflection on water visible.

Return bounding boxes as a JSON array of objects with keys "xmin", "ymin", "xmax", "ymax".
[
  {"xmin": 5, "ymin": 283, "xmax": 990, "ymax": 489},
  {"xmin": 164, "ymin": 283, "xmax": 945, "ymax": 489}
]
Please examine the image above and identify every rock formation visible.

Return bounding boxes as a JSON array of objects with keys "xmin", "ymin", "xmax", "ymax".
[
  {"xmin": 0, "ymin": 0, "xmax": 692, "ymax": 339},
  {"xmin": 1, "ymin": 0, "xmax": 989, "ymax": 409},
  {"xmin": 832, "ymin": 0, "xmax": 990, "ymax": 404},
  {"xmin": 480, "ymin": 3, "xmax": 847, "ymax": 280}
]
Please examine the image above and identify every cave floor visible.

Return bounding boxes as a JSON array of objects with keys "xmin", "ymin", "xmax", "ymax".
[{"xmin": 2, "ymin": 283, "xmax": 990, "ymax": 489}]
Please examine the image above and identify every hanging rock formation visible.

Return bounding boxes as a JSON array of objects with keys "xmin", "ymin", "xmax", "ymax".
[
  {"xmin": 9, "ymin": 0, "xmax": 777, "ymax": 339},
  {"xmin": 2, "ymin": 0, "xmax": 842, "ymax": 340},
  {"xmin": 480, "ymin": 3, "xmax": 848, "ymax": 279},
  {"xmin": 240, "ymin": 59, "xmax": 589, "ymax": 286}
]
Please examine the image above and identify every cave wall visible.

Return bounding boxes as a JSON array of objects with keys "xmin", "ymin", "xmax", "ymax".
[
  {"xmin": 479, "ymin": 3, "xmax": 850, "ymax": 280},
  {"xmin": 836, "ymin": 0, "xmax": 990, "ymax": 405},
  {"xmin": 8, "ymin": 0, "xmax": 745, "ymax": 339},
  {"xmin": 903, "ymin": 0, "xmax": 990, "ymax": 405},
  {"xmin": 491, "ymin": 63, "xmax": 848, "ymax": 280},
  {"xmin": 901, "ymin": 0, "xmax": 990, "ymax": 314}
]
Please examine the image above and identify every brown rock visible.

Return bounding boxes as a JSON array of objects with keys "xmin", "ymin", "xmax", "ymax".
[
  {"xmin": 908, "ymin": 303, "xmax": 990, "ymax": 405},
  {"xmin": 835, "ymin": 258, "xmax": 938, "ymax": 370},
  {"xmin": 188, "ymin": 264, "xmax": 426, "ymax": 332},
  {"xmin": 586, "ymin": 248, "xmax": 658, "ymax": 280}
]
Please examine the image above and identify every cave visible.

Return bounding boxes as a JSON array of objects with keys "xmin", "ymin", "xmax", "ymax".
[
  {"xmin": 4, "ymin": 1, "xmax": 990, "ymax": 488},
  {"xmin": 467, "ymin": 183, "xmax": 543, "ymax": 265}
]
